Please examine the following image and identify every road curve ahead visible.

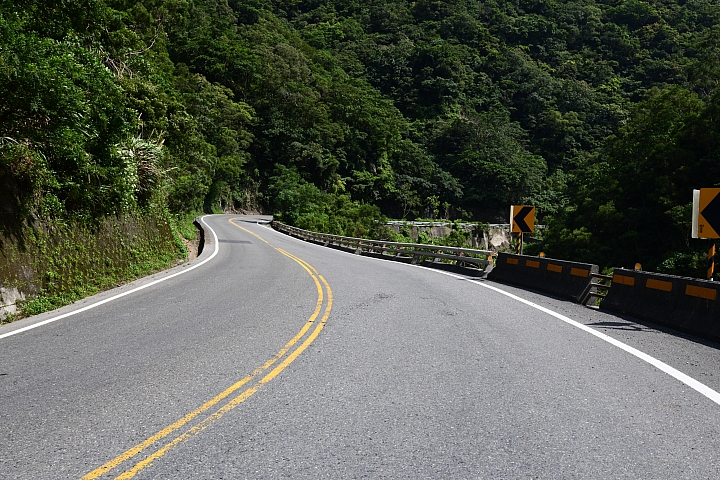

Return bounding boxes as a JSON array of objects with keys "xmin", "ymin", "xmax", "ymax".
[{"xmin": 2, "ymin": 214, "xmax": 720, "ymax": 478}]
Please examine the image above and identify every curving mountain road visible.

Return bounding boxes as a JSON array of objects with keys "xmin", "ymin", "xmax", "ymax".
[{"xmin": 2, "ymin": 214, "xmax": 720, "ymax": 478}]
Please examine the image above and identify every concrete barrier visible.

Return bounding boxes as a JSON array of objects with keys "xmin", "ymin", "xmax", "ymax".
[
  {"xmin": 487, "ymin": 253, "xmax": 599, "ymax": 303},
  {"xmin": 601, "ymin": 269, "xmax": 720, "ymax": 342}
]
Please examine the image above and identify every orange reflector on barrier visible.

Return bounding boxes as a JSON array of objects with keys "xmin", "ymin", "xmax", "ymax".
[
  {"xmin": 646, "ymin": 278, "xmax": 673, "ymax": 292},
  {"xmin": 613, "ymin": 274, "xmax": 635, "ymax": 286},
  {"xmin": 570, "ymin": 268, "xmax": 589, "ymax": 277},
  {"xmin": 507, "ymin": 257, "xmax": 519, "ymax": 265},
  {"xmin": 525, "ymin": 260, "xmax": 540, "ymax": 268},
  {"xmin": 685, "ymin": 284, "xmax": 717, "ymax": 300},
  {"xmin": 547, "ymin": 264, "xmax": 563, "ymax": 273}
]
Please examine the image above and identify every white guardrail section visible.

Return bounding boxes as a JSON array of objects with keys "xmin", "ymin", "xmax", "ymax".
[{"xmin": 273, "ymin": 222, "xmax": 495, "ymax": 268}]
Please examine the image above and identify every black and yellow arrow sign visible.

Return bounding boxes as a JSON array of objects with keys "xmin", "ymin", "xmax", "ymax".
[
  {"xmin": 698, "ymin": 188, "xmax": 720, "ymax": 239},
  {"xmin": 511, "ymin": 205, "xmax": 535, "ymax": 233}
]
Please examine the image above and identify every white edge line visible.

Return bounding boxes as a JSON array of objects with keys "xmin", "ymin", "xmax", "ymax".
[
  {"xmin": 0, "ymin": 216, "xmax": 220, "ymax": 341},
  {"xmin": 275, "ymin": 229, "xmax": 720, "ymax": 407},
  {"xmin": 465, "ymin": 278, "xmax": 720, "ymax": 406}
]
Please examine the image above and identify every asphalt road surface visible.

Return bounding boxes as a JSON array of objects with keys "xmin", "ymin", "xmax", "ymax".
[{"xmin": 2, "ymin": 214, "xmax": 720, "ymax": 479}]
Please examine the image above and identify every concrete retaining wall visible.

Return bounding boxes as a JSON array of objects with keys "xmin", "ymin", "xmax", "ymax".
[
  {"xmin": 487, "ymin": 253, "xmax": 599, "ymax": 303},
  {"xmin": 601, "ymin": 269, "xmax": 720, "ymax": 342},
  {"xmin": 0, "ymin": 214, "xmax": 180, "ymax": 319}
]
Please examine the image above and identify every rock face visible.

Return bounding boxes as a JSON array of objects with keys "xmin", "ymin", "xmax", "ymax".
[
  {"xmin": 483, "ymin": 227, "xmax": 511, "ymax": 250},
  {"xmin": 386, "ymin": 222, "xmax": 512, "ymax": 250}
]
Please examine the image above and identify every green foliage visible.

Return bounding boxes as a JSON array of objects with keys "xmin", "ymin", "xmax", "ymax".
[
  {"xmin": 173, "ymin": 211, "xmax": 204, "ymax": 241},
  {"xmin": 0, "ymin": 10, "xmax": 135, "ymax": 219},
  {"xmin": 268, "ymin": 165, "xmax": 388, "ymax": 237},
  {"xmin": 4, "ymin": 0, "xmax": 720, "ymax": 286},
  {"xmin": 543, "ymin": 84, "xmax": 720, "ymax": 273},
  {"xmin": 421, "ymin": 222, "xmax": 472, "ymax": 248}
]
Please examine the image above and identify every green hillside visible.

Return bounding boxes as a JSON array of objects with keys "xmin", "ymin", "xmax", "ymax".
[{"xmin": 2, "ymin": 0, "xmax": 719, "ymax": 276}]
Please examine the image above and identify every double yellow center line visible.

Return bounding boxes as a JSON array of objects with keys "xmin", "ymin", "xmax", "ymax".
[{"xmin": 82, "ymin": 219, "xmax": 332, "ymax": 479}]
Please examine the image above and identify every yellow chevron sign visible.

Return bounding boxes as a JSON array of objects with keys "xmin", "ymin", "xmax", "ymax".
[
  {"xmin": 510, "ymin": 205, "xmax": 535, "ymax": 233},
  {"xmin": 694, "ymin": 188, "xmax": 720, "ymax": 239}
]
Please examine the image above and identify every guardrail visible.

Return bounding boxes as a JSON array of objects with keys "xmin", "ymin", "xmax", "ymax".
[{"xmin": 272, "ymin": 222, "xmax": 494, "ymax": 268}]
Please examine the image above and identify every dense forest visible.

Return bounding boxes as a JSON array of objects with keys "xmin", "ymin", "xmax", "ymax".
[{"xmin": 2, "ymin": 0, "xmax": 720, "ymax": 276}]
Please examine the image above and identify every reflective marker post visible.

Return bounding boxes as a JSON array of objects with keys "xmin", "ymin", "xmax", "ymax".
[
  {"xmin": 709, "ymin": 241, "xmax": 716, "ymax": 281},
  {"xmin": 516, "ymin": 233, "xmax": 523, "ymax": 255}
]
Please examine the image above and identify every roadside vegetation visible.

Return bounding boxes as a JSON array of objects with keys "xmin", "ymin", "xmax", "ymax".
[{"xmin": 2, "ymin": 0, "xmax": 720, "ymax": 318}]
